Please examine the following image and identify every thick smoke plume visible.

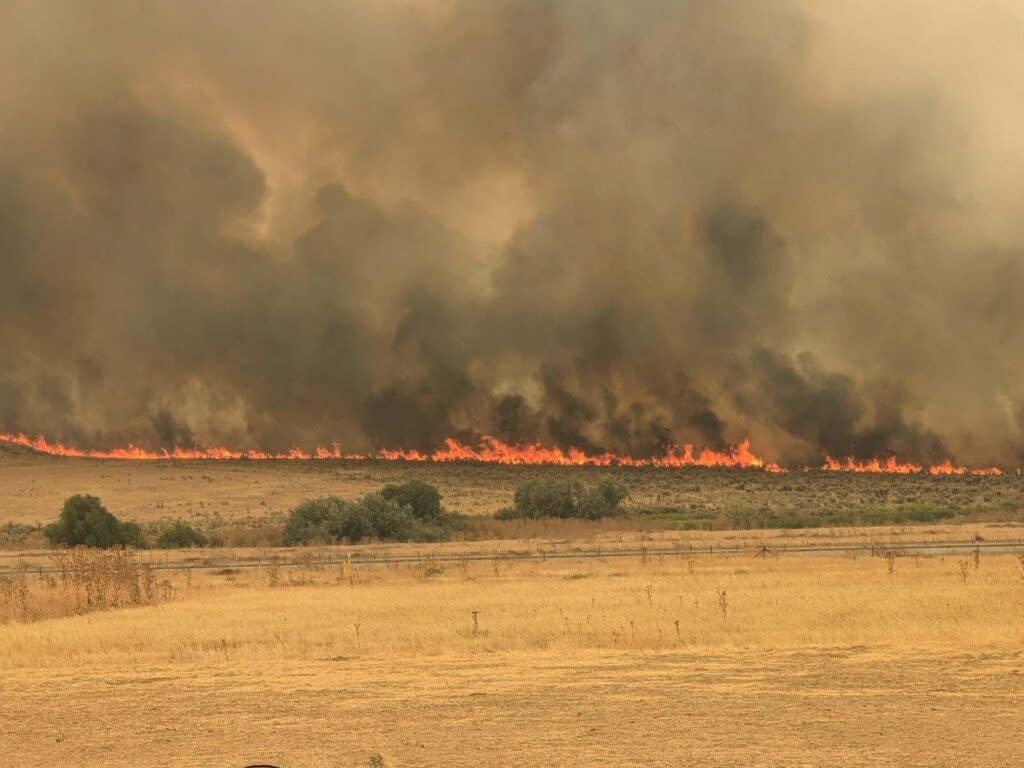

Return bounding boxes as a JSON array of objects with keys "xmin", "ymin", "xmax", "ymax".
[{"xmin": 2, "ymin": 0, "xmax": 1023, "ymax": 465}]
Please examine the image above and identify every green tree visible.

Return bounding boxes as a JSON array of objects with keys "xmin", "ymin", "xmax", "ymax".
[
  {"xmin": 379, "ymin": 480, "xmax": 443, "ymax": 521},
  {"xmin": 44, "ymin": 495, "xmax": 145, "ymax": 548}
]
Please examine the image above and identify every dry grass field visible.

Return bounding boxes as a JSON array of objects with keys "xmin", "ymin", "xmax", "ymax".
[
  {"xmin": 2, "ymin": 443, "xmax": 1022, "ymax": 534},
  {"xmin": 3, "ymin": 546, "xmax": 1024, "ymax": 766}
]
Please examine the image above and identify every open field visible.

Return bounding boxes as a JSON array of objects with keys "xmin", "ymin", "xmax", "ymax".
[
  {"xmin": 3, "ymin": 549, "xmax": 1024, "ymax": 766},
  {"xmin": 2, "ymin": 444, "xmax": 1022, "ymax": 536}
]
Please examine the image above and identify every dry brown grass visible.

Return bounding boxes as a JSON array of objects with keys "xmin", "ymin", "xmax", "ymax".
[
  {"xmin": 2, "ymin": 446, "xmax": 1021, "ymax": 530},
  {"xmin": 3, "ymin": 550, "xmax": 1023, "ymax": 665},
  {"xmin": 0, "ymin": 549, "xmax": 174, "ymax": 622},
  {"xmin": 3, "ymin": 545, "xmax": 1024, "ymax": 766}
]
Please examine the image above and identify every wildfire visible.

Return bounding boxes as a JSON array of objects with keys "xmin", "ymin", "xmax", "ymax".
[
  {"xmin": 821, "ymin": 455, "xmax": 923, "ymax": 474},
  {"xmin": 0, "ymin": 432, "xmax": 321, "ymax": 461},
  {"xmin": 379, "ymin": 436, "xmax": 786, "ymax": 471},
  {"xmin": 926, "ymin": 460, "xmax": 1003, "ymax": 477},
  {"xmin": 0, "ymin": 431, "xmax": 783, "ymax": 470},
  {"xmin": 821, "ymin": 454, "xmax": 1003, "ymax": 476},
  {"xmin": 0, "ymin": 431, "xmax": 1009, "ymax": 475}
]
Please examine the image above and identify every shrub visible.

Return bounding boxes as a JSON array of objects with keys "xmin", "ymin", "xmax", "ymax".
[
  {"xmin": 379, "ymin": 480, "xmax": 443, "ymax": 521},
  {"xmin": 120, "ymin": 521, "xmax": 146, "ymax": 548},
  {"xmin": 325, "ymin": 499, "xmax": 376, "ymax": 544},
  {"xmin": 155, "ymin": 521, "xmax": 208, "ymax": 549},
  {"xmin": 502, "ymin": 477, "xmax": 628, "ymax": 520},
  {"xmin": 577, "ymin": 478, "xmax": 629, "ymax": 520},
  {"xmin": 509, "ymin": 479, "xmax": 578, "ymax": 519},
  {"xmin": 44, "ymin": 495, "xmax": 146, "ymax": 549},
  {"xmin": 283, "ymin": 497, "xmax": 347, "ymax": 546},
  {"xmin": 283, "ymin": 487, "xmax": 458, "ymax": 546}
]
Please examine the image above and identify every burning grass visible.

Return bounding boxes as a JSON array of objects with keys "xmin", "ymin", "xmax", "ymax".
[{"xmin": 2, "ymin": 431, "xmax": 1015, "ymax": 475}]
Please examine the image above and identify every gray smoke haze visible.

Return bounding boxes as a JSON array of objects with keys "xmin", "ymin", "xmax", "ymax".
[{"xmin": 2, "ymin": 0, "xmax": 1024, "ymax": 465}]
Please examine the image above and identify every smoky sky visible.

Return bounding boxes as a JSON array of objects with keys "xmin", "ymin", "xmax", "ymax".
[{"xmin": 2, "ymin": 0, "xmax": 1024, "ymax": 465}]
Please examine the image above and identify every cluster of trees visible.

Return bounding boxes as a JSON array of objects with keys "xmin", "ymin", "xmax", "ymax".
[
  {"xmin": 44, "ymin": 495, "xmax": 206, "ymax": 549},
  {"xmin": 282, "ymin": 480, "xmax": 458, "ymax": 545},
  {"xmin": 42, "ymin": 481, "xmax": 463, "ymax": 549},
  {"xmin": 42, "ymin": 476, "xmax": 632, "ymax": 550}
]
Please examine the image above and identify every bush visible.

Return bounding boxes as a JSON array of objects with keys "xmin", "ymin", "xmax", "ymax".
[
  {"xmin": 577, "ymin": 478, "xmax": 629, "ymax": 519},
  {"xmin": 508, "ymin": 479, "xmax": 578, "ymax": 519},
  {"xmin": 283, "ymin": 485, "xmax": 458, "ymax": 546},
  {"xmin": 323, "ymin": 498, "xmax": 383, "ymax": 544},
  {"xmin": 501, "ymin": 477, "xmax": 628, "ymax": 520},
  {"xmin": 44, "ymin": 495, "xmax": 145, "ymax": 549},
  {"xmin": 156, "ymin": 520, "xmax": 208, "ymax": 549},
  {"xmin": 362, "ymin": 494, "xmax": 418, "ymax": 540},
  {"xmin": 282, "ymin": 497, "xmax": 348, "ymax": 545},
  {"xmin": 120, "ymin": 521, "xmax": 146, "ymax": 548},
  {"xmin": 379, "ymin": 480, "xmax": 443, "ymax": 521}
]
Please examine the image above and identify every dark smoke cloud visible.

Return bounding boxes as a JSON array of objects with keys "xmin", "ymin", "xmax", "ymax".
[
  {"xmin": 1, "ymin": 0, "xmax": 1023, "ymax": 464},
  {"xmin": 747, "ymin": 349, "xmax": 948, "ymax": 465}
]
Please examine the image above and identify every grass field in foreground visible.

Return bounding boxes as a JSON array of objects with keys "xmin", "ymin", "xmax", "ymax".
[{"xmin": 3, "ymin": 548, "xmax": 1023, "ymax": 766}]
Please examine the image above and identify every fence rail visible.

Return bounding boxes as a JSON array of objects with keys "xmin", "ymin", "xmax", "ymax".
[{"xmin": 2, "ymin": 537, "xmax": 1022, "ymax": 575}]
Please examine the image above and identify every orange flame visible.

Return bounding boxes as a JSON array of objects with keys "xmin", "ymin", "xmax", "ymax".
[
  {"xmin": 821, "ymin": 454, "xmax": 1003, "ymax": 476},
  {"xmin": 821, "ymin": 455, "xmax": 923, "ymax": 474},
  {"xmin": 378, "ymin": 435, "xmax": 786, "ymax": 471},
  {"xmin": 0, "ymin": 431, "xmax": 1010, "ymax": 475},
  {"xmin": 0, "ymin": 432, "xmax": 319, "ymax": 460},
  {"xmin": 1, "ymin": 431, "xmax": 784, "ymax": 470},
  {"xmin": 926, "ymin": 460, "xmax": 1003, "ymax": 477}
]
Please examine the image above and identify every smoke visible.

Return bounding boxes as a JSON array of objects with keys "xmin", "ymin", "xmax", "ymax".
[{"xmin": 2, "ymin": 0, "xmax": 1023, "ymax": 464}]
